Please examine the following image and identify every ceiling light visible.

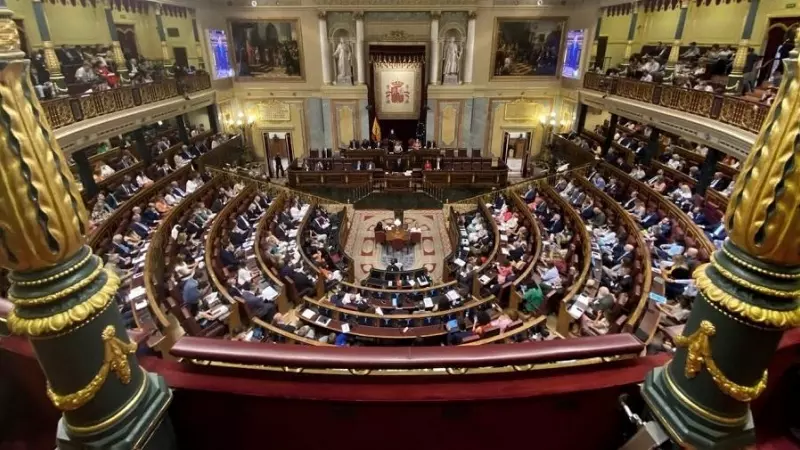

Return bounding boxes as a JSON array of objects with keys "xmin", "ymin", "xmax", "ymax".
[{"xmin": 251, "ymin": 0, "xmax": 257, "ymax": 6}]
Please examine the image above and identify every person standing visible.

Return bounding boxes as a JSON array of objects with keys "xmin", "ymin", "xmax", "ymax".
[{"xmin": 274, "ymin": 154, "xmax": 285, "ymax": 178}]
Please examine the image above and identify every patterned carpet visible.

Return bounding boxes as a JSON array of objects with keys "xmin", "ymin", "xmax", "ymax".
[{"xmin": 345, "ymin": 210, "xmax": 451, "ymax": 281}]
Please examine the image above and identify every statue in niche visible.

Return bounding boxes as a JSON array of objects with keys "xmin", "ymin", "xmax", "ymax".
[
  {"xmin": 442, "ymin": 36, "xmax": 462, "ymax": 85},
  {"xmin": 332, "ymin": 36, "xmax": 353, "ymax": 85}
]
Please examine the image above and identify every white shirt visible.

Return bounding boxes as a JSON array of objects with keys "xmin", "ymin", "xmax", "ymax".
[
  {"xmin": 165, "ymin": 193, "xmax": 179, "ymax": 206},
  {"xmin": 237, "ymin": 267, "xmax": 252, "ymax": 286},
  {"xmin": 136, "ymin": 174, "xmax": 151, "ymax": 186},
  {"xmin": 186, "ymin": 179, "xmax": 200, "ymax": 194},
  {"xmin": 211, "ymin": 140, "xmax": 219, "ymax": 149},
  {"xmin": 174, "ymin": 155, "xmax": 189, "ymax": 168},
  {"xmin": 99, "ymin": 164, "xmax": 115, "ymax": 177}
]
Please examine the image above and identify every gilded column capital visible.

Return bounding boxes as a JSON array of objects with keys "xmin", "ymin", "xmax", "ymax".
[
  {"xmin": 0, "ymin": 7, "xmax": 24, "ymax": 61},
  {"xmin": 680, "ymin": 0, "xmax": 690, "ymax": 7},
  {"xmin": 467, "ymin": 11, "xmax": 477, "ymax": 20},
  {"xmin": 725, "ymin": 36, "xmax": 800, "ymax": 267},
  {"xmin": 317, "ymin": 10, "xmax": 326, "ymax": 19},
  {"xmin": 354, "ymin": 11, "xmax": 364, "ymax": 20},
  {"xmin": 431, "ymin": 11, "xmax": 441, "ymax": 20},
  {"xmin": 0, "ymin": 61, "xmax": 87, "ymax": 272}
]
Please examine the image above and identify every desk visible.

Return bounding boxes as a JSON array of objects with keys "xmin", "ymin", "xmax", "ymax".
[{"xmin": 385, "ymin": 228, "xmax": 410, "ymax": 251}]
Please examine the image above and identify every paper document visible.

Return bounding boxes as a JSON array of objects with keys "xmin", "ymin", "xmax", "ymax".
[{"xmin": 301, "ymin": 309, "xmax": 316, "ymax": 319}]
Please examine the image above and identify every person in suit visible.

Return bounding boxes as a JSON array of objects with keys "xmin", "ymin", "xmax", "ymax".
[
  {"xmin": 170, "ymin": 181, "xmax": 186, "ymax": 198},
  {"xmin": 623, "ymin": 191, "xmax": 639, "ymax": 211},
  {"xmin": 580, "ymin": 201, "xmax": 595, "ymax": 220},
  {"xmin": 235, "ymin": 214, "xmax": 250, "ymax": 232},
  {"xmin": 548, "ymin": 214, "xmax": 564, "ymax": 234},
  {"xmin": 590, "ymin": 208, "xmax": 606, "ymax": 228},
  {"xmin": 709, "ymin": 172, "xmax": 729, "ymax": 191},
  {"xmin": 523, "ymin": 186, "xmax": 536, "ymax": 203},
  {"xmin": 274, "ymin": 154, "xmax": 285, "ymax": 178},
  {"xmin": 706, "ymin": 222, "xmax": 727, "ymax": 241},
  {"xmin": 115, "ymin": 176, "xmax": 136, "ymax": 200},
  {"xmin": 640, "ymin": 208, "xmax": 660, "ymax": 229},
  {"xmin": 141, "ymin": 203, "xmax": 160, "ymax": 225}
]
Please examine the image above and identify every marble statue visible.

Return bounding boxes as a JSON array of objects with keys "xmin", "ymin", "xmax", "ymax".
[
  {"xmin": 442, "ymin": 36, "xmax": 462, "ymax": 84},
  {"xmin": 332, "ymin": 37, "xmax": 353, "ymax": 84}
]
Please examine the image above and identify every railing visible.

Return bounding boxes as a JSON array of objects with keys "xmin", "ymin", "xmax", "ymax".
[
  {"xmin": 582, "ymin": 72, "xmax": 771, "ymax": 134},
  {"xmin": 41, "ymin": 73, "xmax": 212, "ymax": 130},
  {"xmin": 170, "ymin": 332, "xmax": 645, "ymax": 375}
]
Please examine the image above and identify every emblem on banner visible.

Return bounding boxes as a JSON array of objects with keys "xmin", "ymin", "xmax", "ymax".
[{"xmin": 385, "ymin": 81, "xmax": 410, "ymax": 104}]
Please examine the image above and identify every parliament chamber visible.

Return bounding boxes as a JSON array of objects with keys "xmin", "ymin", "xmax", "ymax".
[{"xmin": 0, "ymin": 0, "xmax": 799, "ymax": 449}]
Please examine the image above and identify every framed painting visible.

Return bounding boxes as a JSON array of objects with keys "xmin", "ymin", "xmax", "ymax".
[
  {"xmin": 229, "ymin": 19, "xmax": 304, "ymax": 81},
  {"xmin": 491, "ymin": 18, "xmax": 566, "ymax": 78}
]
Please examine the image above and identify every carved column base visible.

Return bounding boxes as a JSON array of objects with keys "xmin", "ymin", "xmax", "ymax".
[
  {"xmin": 642, "ymin": 367, "xmax": 755, "ymax": 450},
  {"xmin": 41, "ymin": 41, "xmax": 67, "ymax": 91},
  {"xmin": 110, "ymin": 41, "xmax": 129, "ymax": 84},
  {"xmin": 161, "ymin": 42, "xmax": 172, "ymax": 68},
  {"xmin": 195, "ymin": 43, "xmax": 205, "ymax": 70},
  {"xmin": 55, "ymin": 372, "xmax": 175, "ymax": 450}
]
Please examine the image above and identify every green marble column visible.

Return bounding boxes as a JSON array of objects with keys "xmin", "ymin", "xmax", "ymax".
[
  {"xmin": 154, "ymin": 4, "xmax": 173, "ymax": 70},
  {"xmin": 102, "ymin": 0, "xmax": 129, "ymax": 83},
  {"xmin": 622, "ymin": 4, "xmax": 639, "ymax": 63},
  {"xmin": 191, "ymin": 10, "xmax": 204, "ymax": 70},
  {"xmin": 642, "ymin": 35, "xmax": 800, "ymax": 449},
  {"xmin": 0, "ymin": 4, "xmax": 176, "ymax": 449},
  {"xmin": 30, "ymin": 0, "xmax": 67, "ymax": 90}
]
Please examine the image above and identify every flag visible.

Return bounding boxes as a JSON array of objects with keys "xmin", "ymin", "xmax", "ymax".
[{"xmin": 371, "ymin": 117, "xmax": 381, "ymax": 142}]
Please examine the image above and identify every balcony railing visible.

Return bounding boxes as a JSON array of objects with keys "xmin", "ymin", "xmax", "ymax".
[
  {"xmin": 41, "ymin": 73, "xmax": 212, "ymax": 130},
  {"xmin": 582, "ymin": 72, "xmax": 770, "ymax": 134}
]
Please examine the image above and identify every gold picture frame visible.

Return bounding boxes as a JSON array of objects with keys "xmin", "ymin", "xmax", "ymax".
[
  {"xmin": 490, "ymin": 17, "xmax": 567, "ymax": 81},
  {"xmin": 228, "ymin": 18, "xmax": 306, "ymax": 82}
]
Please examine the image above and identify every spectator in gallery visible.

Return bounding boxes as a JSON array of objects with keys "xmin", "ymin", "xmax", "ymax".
[{"xmin": 274, "ymin": 154, "xmax": 285, "ymax": 178}]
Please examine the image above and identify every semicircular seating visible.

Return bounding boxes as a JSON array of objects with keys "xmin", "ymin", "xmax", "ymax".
[{"xmin": 552, "ymin": 169, "xmax": 657, "ymax": 340}]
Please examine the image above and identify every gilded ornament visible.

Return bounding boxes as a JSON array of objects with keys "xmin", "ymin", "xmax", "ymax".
[
  {"xmin": 711, "ymin": 255, "xmax": 800, "ymax": 298},
  {"xmin": 725, "ymin": 35, "xmax": 800, "ymax": 266},
  {"xmin": 674, "ymin": 320, "xmax": 768, "ymax": 402},
  {"xmin": 10, "ymin": 261, "xmax": 102, "ymax": 306},
  {"xmin": 7, "ymin": 269, "xmax": 120, "ymax": 336},
  {"xmin": 46, "ymin": 325, "xmax": 138, "ymax": 411},
  {"xmin": 0, "ymin": 62, "xmax": 87, "ymax": 272},
  {"xmin": 694, "ymin": 264, "xmax": 800, "ymax": 328}
]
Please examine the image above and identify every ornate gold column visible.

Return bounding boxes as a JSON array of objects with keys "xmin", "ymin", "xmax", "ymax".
[
  {"xmin": 642, "ymin": 33, "xmax": 800, "ymax": 448},
  {"xmin": 0, "ymin": 3, "xmax": 175, "ymax": 447}
]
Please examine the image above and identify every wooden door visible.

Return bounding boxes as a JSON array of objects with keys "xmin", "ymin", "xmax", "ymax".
[
  {"xmin": 594, "ymin": 36, "xmax": 608, "ymax": 71},
  {"xmin": 116, "ymin": 24, "xmax": 138, "ymax": 60},
  {"xmin": 173, "ymin": 46, "xmax": 188, "ymax": 68}
]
